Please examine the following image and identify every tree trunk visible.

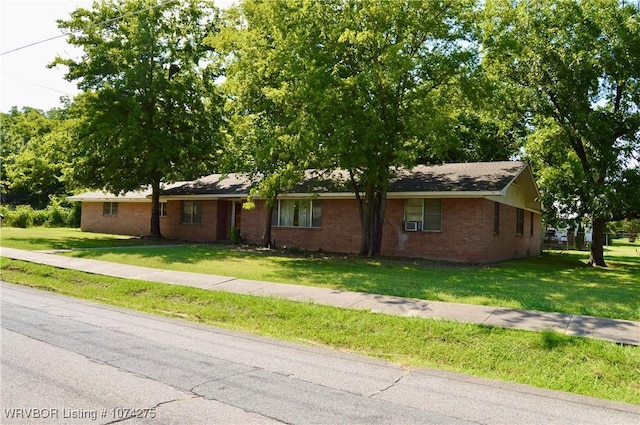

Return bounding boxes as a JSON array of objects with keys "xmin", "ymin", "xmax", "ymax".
[
  {"xmin": 369, "ymin": 187, "xmax": 386, "ymax": 256},
  {"xmin": 358, "ymin": 183, "xmax": 387, "ymax": 257},
  {"xmin": 262, "ymin": 198, "xmax": 275, "ymax": 248},
  {"xmin": 149, "ymin": 179, "xmax": 162, "ymax": 239},
  {"xmin": 358, "ymin": 193, "xmax": 370, "ymax": 256},
  {"xmin": 588, "ymin": 216, "xmax": 607, "ymax": 267}
]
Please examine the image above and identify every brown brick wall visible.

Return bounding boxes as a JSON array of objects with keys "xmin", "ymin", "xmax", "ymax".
[
  {"xmin": 382, "ymin": 198, "xmax": 542, "ymax": 262},
  {"xmin": 240, "ymin": 199, "xmax": 362, "ymax": 252},
  {"xmin": 483, "ymin": 197, "xmax": 542, "ymax": 261},
  {"xmin": 81, "ymin": 196, "xmax": 542, "ymax": 263},
  {"xmin": 381, "ymin": 198, "xmax": 486, "ymax": 262},
  {"xmin": 241, "ymin": 198, "xmax": 542, "ymax": 263},
  {"xmin": 80, "ymin": 200, "xmax": 234, "ymax": 242},
  {"xmin": 80, "ymin": 202, "xmax": 150, "ymax": 236},
  {"xmin": 161, "ymin": 200, "xmax": 229, "ymax": 242}
]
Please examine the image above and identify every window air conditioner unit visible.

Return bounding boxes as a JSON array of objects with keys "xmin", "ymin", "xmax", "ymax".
[{"xmin": 404, "ymin": 221, "xmax": 420, "ymax": 232}]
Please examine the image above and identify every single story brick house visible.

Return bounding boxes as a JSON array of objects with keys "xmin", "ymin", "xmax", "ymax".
[{"xmin": 69, "ymin": 161, "xmax": 542, "ymax": 263}]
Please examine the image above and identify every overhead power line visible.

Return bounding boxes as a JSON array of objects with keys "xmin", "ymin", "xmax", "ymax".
[
  {"xmin": 0, "ymin": 0, "xmax": 178, "ymax": 56},
  {"xmin": 3, "ymin": 73, "xmax": 75, "ymax": 97},
  {"xmin": 1, "ymin": 34, "xmax": 69, "ymax": 56}
]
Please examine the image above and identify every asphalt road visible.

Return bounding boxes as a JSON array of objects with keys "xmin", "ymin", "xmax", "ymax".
[{"xmin": 1, "ymin": 281, "xmax": 639, "ymax": 425}]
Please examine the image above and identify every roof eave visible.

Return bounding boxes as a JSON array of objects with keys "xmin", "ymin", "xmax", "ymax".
[
  {"xmin": 67, "ymin": 196, "xmax": 150, "ymax": 202},
  {"xmin": 157, "ymin": 194, "xmax": 247, "ymax": 201},
  {"xmin": 387, "ymin": 191, "xmax": 504, "ymax": 199},
  {"xmin": 507, "ymin": 162, "xmax": 541, "ymax": 199},
  {"xmin": 158, "ymin": 190, "xmax": 509, "ymax": 200}
]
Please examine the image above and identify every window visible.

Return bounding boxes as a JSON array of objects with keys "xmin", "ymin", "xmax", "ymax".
[
  {"xmin": 516, "ymin": 208, "xmax": 524, "ymax": 235},
  {"xmin": 403, "ymin": 199, "xmax": 442, "ymax": 232},
  {"xmin": 103, "ymin": 202, "xmax": 118, "ymax": 216},
  {"xmin": 530, "ymin": 211, "xmax": 534, "ymax": 236},
  {"xmin": 404, "ymin": 199, "xmax": 423, "ymax": 230},
  {"xmin": 272, "ymin": 199, "xmax": 321, "ymax": 228},
  {"xmin": 493, "ymin": 202, "xmax": 500, "ymax": 234},
  {"xmin": 159, "ymin": 202, "xmax": 167, "ymax": 217},
  {"xmin": 423, "ymin": 199, "xmax": 442, "ymax": 231},
  {"xmin": 181, "ymin": 200, "xmax": 202, "ymax": 224}
]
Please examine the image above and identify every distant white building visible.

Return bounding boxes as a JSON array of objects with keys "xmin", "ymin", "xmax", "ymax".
[{"xmin": 545, "ymin": 226, "xmax": 593, "ymax": 247}]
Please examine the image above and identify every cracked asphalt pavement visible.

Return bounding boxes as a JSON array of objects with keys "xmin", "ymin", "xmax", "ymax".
[{"xmin": 1, "ymin": 282, "xmax": 639, "ymax": 425}]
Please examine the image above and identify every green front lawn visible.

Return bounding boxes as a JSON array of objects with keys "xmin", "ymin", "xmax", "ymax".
[
  {"xmin": 1, "ymin": 227, "xmax": 639, "ymax": 320},
  {"xmin": 0, "ymin": 227, "xmax": 173, "ymax": 250}
]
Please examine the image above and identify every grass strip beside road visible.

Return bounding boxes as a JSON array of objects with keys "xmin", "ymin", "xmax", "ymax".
[{"xmin": 1, "ymin": 258, "xmax": 639, "ymax": 405}]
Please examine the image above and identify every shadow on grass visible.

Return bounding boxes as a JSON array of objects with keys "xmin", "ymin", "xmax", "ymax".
[
  {"xmin": 539, "ymin": 330, "xmax": 575, "ymax": 350},
  {"xmin": 67, "ymin": 243, "xmax": 640, "ymax": 321},
  {"xmin": 71, "ymin": 243, "xmax": 259, "ymax": 259},
  {"xmin": 12, "ymin": 236, "xmax": 169, "ymax": 250},
  {"xmin": 0, "ymin": 228, "xmax": 175, "ymax": 251},
  {"xmin": 603, "ymin": 254, "xmax": 640, "ymax": 265}
]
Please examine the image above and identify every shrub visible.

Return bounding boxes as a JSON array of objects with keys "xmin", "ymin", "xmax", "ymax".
[
  {"xmin": 12, "ymin": 205, "xmax": 35, "ymax": 228},
  {"xmin": 46, "ymin": 203, "xmax": 71, "ymax": 227},
  {"xmin": 230, "ymin": 227, "xmax": 242, "ymax": 245},
  {"xmin": 0, "ymin": 205, "xmax": 9, "ymax": 226},
  {"xmin": 0, "ymin": 202, "xmax": 79, "ymax": 228},
  {"xmin": 69, "ymin": 202, "xmax": 82, "ymax": 227},
  {"xmin": 32, "ymin": 209, "xmax": 49, "ymax": 226}
]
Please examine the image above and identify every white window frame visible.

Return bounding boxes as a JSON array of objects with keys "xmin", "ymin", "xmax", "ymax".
[
  {"xmin": 404, "ymin": 199, "xmax": 423, "ymax": 231},
  {"xmin": 493, "ymin": 202, "xmax": 500, "ymax": 235},
  {"xmin": 403, "ymin": 199, "xmax": 442, "ymax": 232},
  {"xmin": 103, "ymin": 202, "xmax": 118, "ymax": 216},
  {"xmin": 272, "ymin": 199, "xmax": 321, "ymax": 228},
  {"xmin": 530, "ymin": 211, "xmax": 534, "ymax": 236},
  {"xmin": 422, "ymin": 199, "xmax": 442, "ymax": 232},
  {"xmin": 159, "ymin": 202, "xmax": 167, "ymax": 217},
  {"xmin": 181, "ymin": 200, "xmax": 202, "ymax": 224},
  {"xmin": 516, "ymin": 208, "xmax": 524, "ymax": 235}
]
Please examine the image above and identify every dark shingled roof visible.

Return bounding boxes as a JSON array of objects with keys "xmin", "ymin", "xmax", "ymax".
[
  {"xmin": 160, "ymin": 173, "xmax": 254, "ymax": 196},
  {"xmin": 389, "ymin": 161, "xmax": 526, "ymax": 193},
  {"xmin": 278, "ymin": 162, "xmax": 527, "ymax": 194},
  {"xmin": 161, "ymin": 161, "xmax": 527, "ymax": 197}
]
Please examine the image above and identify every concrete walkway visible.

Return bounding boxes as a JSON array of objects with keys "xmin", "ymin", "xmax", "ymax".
[{"xmin": 1, "ymin": 247, "xmax": 638, "ymax": 346}]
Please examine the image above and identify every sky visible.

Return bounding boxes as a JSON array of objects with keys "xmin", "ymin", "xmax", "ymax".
[
  {"xmin": 0, "ymin": 0, "xmax": 234, "ymax": 114},
  {"xmin": 1, "ymin": 0, "xmax": 92, "ymax": 113}
]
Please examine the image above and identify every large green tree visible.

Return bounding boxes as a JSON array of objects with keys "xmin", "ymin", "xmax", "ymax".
[
  {"xmin": 481, "ymin": 0, "xmax": 640, "ymax": 266},
  {"xmin": 0, "ymin": 107, "xmax": 74, "ymax": 208},
  {"xmin": 52, "ymin": 0, "xmax": 224, "ymax": 237},
  {"xmin": 216, "ymin": 0, "xmax": 477, "ymax": 256},
  {"xmin": 309, "ymin": 0, "xmax": 478, "ymax": 256},
  {"xmin": 211, "ymin": 2, "xmax": 314, "ymax": 246}
]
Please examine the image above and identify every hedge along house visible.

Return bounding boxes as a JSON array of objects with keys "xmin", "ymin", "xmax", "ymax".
[{"xmin": 69, "ymin": 161, "xmax": 542, "ymax": 263}]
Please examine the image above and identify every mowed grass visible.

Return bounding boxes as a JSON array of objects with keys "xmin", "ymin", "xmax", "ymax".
[
  {"xmin": 1, "ymin": 259, "xmax": 639, "ymax": 405},
  {"xmin": 0, "ymin": 227, "xmax": 178, "ymax": 250},
  {"xmin": 1, "ymin": 227, "xmax": 639, "ymax": 320}
]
